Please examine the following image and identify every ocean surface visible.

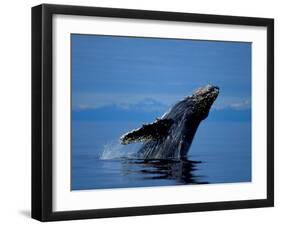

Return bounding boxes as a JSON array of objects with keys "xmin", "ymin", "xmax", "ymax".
[{"xmin": 71, "ymin": 119, "xmax": 251, "ymax": 190}]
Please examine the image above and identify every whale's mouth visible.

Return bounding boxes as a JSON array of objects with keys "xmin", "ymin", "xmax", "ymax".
[
  {"xmin": 193, "ymin": 85, "xmax": 219, "ymax": 99},
  {"xmin": 208, "ymin": 86, "xmax": 219, "ymax": 103},
  {"xmin": 210, "ymin": 86, "xmax": 219, "ymax": 97},
  {"xmin": 211, "ymin": 86, "xmax": 220, "ymax": 96},
  {"xmin": 191, "ymin": 85, "xmax": 219, "ymax": 119}
]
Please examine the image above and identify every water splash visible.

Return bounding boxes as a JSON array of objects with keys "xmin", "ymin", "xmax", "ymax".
[{"xmin": 99, "ymin": 140, "xmax": 141, "ymax": 160}]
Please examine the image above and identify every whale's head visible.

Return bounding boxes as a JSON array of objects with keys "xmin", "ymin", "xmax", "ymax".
[
  {"xmin": 165, "ymin": 85, "xmax": 219, "ymax": 124},
  {"xmin": 190, "ymin": 85, "xmax": 219, "ymax": 120}
]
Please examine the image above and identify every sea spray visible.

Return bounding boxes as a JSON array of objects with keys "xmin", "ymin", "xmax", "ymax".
[{"xmin": 99, "ymin": 140, "xmax": 141, "ymax": 160}]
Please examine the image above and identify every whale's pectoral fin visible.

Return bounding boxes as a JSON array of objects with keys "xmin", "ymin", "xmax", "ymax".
[{"xmin": 120, "ymin": 118, "xmax": 174, "ymax": 145}]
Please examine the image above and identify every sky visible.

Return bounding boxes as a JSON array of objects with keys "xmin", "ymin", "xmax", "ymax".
[{"xmin": 71, "ymin": 34, "xmax": 251, "ymax": 122}]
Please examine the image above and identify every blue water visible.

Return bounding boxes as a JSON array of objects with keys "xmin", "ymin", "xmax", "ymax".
[{"xmin": 71, "ymin": 120, "xmax": 251, "ymax": 190}]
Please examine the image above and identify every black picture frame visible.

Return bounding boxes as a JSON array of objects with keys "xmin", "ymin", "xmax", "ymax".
[{"xmin": 32, "ymin": 3, "xmax": 274, "ymax": 222}]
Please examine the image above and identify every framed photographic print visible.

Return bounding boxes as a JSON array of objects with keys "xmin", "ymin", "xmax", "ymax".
[{"xmin": 31, "ymin": 4, "xmax": 274, "ymax": 221}]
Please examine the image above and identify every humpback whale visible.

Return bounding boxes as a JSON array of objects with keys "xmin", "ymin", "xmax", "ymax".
[{"xmin": 120, "ymin": 85, "xmax": 219, "ymax": 160}]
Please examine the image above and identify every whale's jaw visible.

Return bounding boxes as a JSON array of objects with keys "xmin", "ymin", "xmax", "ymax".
[{"xmin": 121, "ymin": 85, "xmax": 219, "ymax": 160}]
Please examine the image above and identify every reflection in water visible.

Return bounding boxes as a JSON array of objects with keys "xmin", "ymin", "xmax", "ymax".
[{"xmin": 120, "ymin": 158, "xmax": 208, "ymax": 185}]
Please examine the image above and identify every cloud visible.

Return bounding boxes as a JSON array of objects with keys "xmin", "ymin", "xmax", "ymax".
[
  {"xmin": 72, "ymin": 92, "xmax": 182, "ymax": 111},
  {"xmin": 228, "ymin": 99, "xmax": 251, "ymax": 110},
  {"xmin": 73, "ymin": 96, "xmax": 170, "ymax": 113},
  {"xmin": 213, "ymin": 97, "xmax": 251, "ymax": 110}
]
